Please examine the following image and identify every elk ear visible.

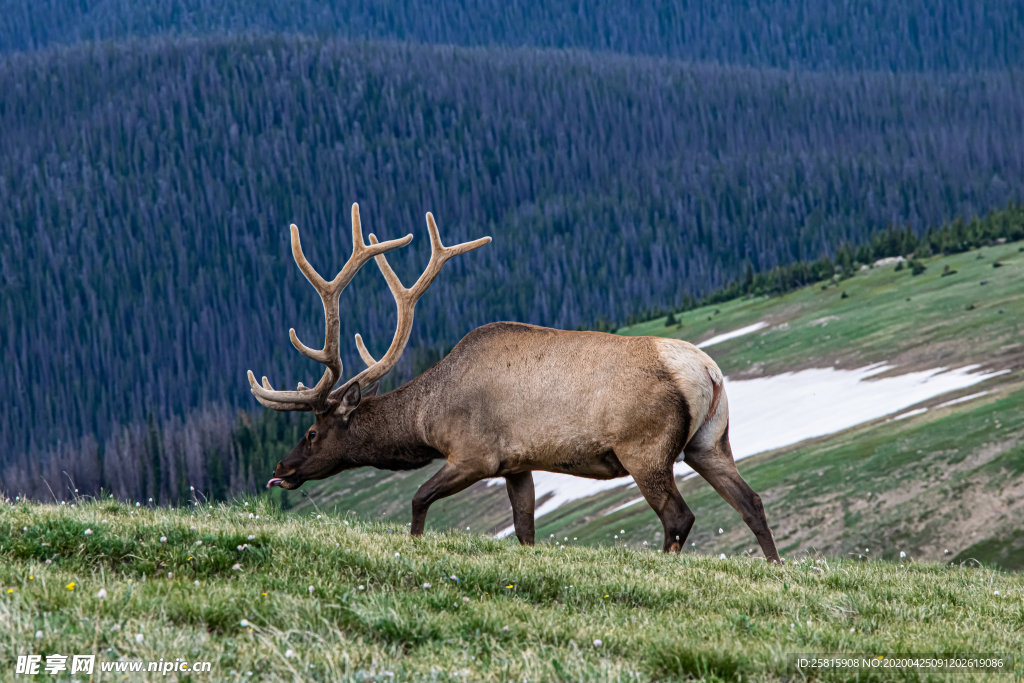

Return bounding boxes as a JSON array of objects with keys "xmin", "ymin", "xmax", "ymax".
[
  {"xmin": 362, "ymin": 381, "xmax": 380, "ymax": 398},
  {"xmin": 334, "ymin": 383, "xmax": 362, "ymax": 421}
]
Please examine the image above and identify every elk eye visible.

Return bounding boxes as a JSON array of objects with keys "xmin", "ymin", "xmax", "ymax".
[{"xmin": 308, "ymin": 430, "xmax": 317, "ymax": 441}]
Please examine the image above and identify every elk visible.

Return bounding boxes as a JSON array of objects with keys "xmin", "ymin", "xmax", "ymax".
[{"xmin": 248, "ymin": 204, "xmax": 781, "ymax": 562}]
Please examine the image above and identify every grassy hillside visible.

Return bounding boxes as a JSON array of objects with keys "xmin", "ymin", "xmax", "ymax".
[
  {"xmin": 294, "ymin": 240, "xmax": 1024, "ymax": 568},
  {"xmin": 623, "ymin": 241, "xmax": 1024, "ymax": 378},
  {"xmin": 1, "ymin": 500, "xmax": 1021, "ymax": 682}
]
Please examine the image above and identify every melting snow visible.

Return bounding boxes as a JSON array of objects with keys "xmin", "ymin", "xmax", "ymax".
[
  {"xmin": 935, "ymin": 391, "xmax": 989, "ymax": 410},
  {"xmin": 696, "ymin": 322, "xmax": 770, "ymax": 348},
  {"xmin": 494, "ymin": 362, "xmax": 1005, "ymax": 535}
]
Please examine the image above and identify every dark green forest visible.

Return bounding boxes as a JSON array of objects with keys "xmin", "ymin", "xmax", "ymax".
[
  {"xmin": 1, "ymin": 0, "xmax": 1022, "ymax": 71},
  {"xmin": 1, "ymin": 4, "xmax": 1023, "ymax": 503}
]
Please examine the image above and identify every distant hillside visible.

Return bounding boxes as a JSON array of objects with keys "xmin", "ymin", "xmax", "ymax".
[
  {"xmin": 3, "ymin": 36, "xmax": 1024, "ymax": 469},
  {"xmin": 1, "ymin": 0, "xmax": 1022, "ymax": 72}
]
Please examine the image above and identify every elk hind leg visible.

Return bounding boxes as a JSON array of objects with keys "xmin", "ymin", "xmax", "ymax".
[
  {"xmin": 684, "ymin": 430, "xmax": 782, "ymax": 563},
  {"xmin": 504, "ymin": 471, "xmax": 535, "ymax": 546}
]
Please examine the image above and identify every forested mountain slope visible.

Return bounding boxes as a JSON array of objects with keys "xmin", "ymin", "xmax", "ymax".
[
  {"xmin": 1, "ymin": 0, "xmax": 1021, "ymax": 72},
  {"xmin": 2, "ymin": 36, "xmax": 1024, "ymax": 473}
]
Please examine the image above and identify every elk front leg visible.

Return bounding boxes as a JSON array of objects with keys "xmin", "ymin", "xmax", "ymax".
[
  {"xmin": 410, "ymin": 461, "xmax": 485, "ymax": 536},
  {"xmin": 504, "ymin": 472, "xmax": 535, "ymax": 545}
]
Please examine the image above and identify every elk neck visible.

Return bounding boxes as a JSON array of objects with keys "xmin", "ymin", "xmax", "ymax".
[{"xmin": 342, "ymin": 384, "xmax": 444, "ymax": 471}]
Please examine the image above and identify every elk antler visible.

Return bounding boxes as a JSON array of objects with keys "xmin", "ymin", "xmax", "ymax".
[
  {"xmin": 336, "ymin": 212, "xmax": 490, "ymax": 396},
  {"xmin": 246, "ymin": 204, "xmax": 413, "ymax": 413}
]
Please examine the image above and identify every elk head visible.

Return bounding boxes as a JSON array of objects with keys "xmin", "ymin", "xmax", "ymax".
[{"xmin": 247, "ymin": 204, "xmax": 490, "ymax": 490}]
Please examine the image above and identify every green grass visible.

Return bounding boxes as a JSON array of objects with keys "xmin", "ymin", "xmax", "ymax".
[
  {"xmin": 621, "ymin": 243, "xmax": 1024, "ymax": 377},
  {"xmin": 2, "ymin": 501, "xmax": 1023, "ymax": 682}
]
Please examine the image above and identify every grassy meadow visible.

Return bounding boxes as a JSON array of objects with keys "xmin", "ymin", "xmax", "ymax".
[
  {"xmin": 623, "ymin": 242, "xmax": 1024, "ymax": 378},
  {"xmin": 2, "ymin": 499, "xmax": 1023, "ymax": 682}
]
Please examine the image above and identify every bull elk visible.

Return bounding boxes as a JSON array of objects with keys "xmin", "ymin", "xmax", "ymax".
[{"xmin": 248, "ymin": 204, "xmax": 781, "ymax": 562}]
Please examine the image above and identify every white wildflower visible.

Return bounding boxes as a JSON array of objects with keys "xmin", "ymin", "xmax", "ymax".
[
  {"xmin": 719, "ymin": 554, "xmax": 727, "ymax": 560},
  {"xmin": 593, "ymin": 639, "xmax": 602, "ymax": 647},
  {"xmin": 285, "ymin": 649, "xmax": 295, "ymax": 658},
  {"xmin": 232, "ymin": 564, "xmax": 242, "ymax": 571},
  {"xmin": 160, "ymin": 537, "xmax": 167, "ymax": 543},
  {"xmin": 85, "ymin": 529, "xmax": 93, "ymax": 535},
  {"xmin": 135, "ymin": 634, "xmax": 144, "ymax": 643},
  {"xmin": 96, "ymin": 588, "xmax": 107, "ymax": 599}
]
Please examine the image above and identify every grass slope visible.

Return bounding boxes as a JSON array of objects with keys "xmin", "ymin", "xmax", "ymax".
[
  {"xmin": 2, "ymin": 501, "xmax": 1022, "ymax": 682},
  {"xmin": 624, "ymin": 242, "xmax": 1024, "ymax": 378},
  {"xmin": 291, "ymin": 243, "xmax": 1024, "ymax": 567}
]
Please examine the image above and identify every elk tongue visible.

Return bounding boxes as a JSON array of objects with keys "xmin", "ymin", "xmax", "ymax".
[{"xmin": 266, "ymin": 478, "xmax": 284, "ymax": 489}]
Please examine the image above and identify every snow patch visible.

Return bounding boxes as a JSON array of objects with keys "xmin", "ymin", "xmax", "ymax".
[
  {"xmin": 603, "ymin": 496, "xmax": 646, "ymax": 516},
  {"xmin": 696, "ymin": 322, "xmax": 770, "ymax": 348},
  {"xmin": 935, "ymin": 391, "xmax": 989, "ymax": 409}
]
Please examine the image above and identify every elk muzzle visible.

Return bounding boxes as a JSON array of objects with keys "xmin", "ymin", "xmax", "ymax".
[{"xmin": 267, "ymin": 463, "xmax": 298, "ymax": 489}]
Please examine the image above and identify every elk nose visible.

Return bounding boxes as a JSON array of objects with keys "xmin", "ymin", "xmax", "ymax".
[{"xmin": 273, "ymin": 462, "xmax": 296, "ymax": 477}]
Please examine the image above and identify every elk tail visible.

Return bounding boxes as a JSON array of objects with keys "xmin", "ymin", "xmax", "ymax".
[{"xmin": 702, "ymin": 366, "xmax": 722, "ymax": 428}]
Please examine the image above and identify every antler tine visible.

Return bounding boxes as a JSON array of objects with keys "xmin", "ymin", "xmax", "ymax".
[
  {"xmin": 354, "ymin": 333, "xmax": 378, "ymax": 367},
  {"xmin": 336, "ymin": 212, "xmax": 490, "ymax": 396},
  {"xmin": 246, "ymin": 204, "xmax": 413, "ymax": 413}
]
